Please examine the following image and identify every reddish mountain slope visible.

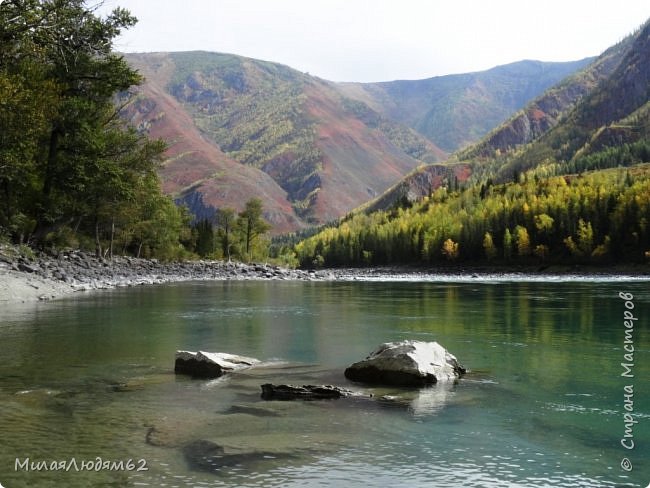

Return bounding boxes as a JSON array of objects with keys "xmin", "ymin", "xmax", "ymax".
[
  {"xmin": 125, "ymin": 52, "xmax": 445, "ymax": 230},
  {"xmin": 304, "ymin": 83, "xmax": 429, "ymax": 221},
  {"xmin": 122, "ymin": 69, "xmax": 303, "ymax": 234}
]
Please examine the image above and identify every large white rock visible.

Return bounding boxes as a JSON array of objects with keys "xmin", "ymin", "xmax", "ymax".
[
  {"xmin": 174, "ymin": 351, "xmax": 259, "ymax": 378},
  {"xmin": 344, "ymin": 340, "xmax": 465, "ymax": 386}
]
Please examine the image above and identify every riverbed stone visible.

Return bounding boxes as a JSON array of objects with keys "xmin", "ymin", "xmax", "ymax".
[
  {"xmin": 174, "ymin": 351, "xmax": 260, "ymax": 378},
  {"xmin": 182, "ymin": 439, "xmax": 297, "ymax": 473},
  {"xmin": 260, "ymin": 383, "xmax": 358, "ymax": 401},
  {"xmin": 344, "ymin": 340, "xmax": 466, "ymax": 386}
]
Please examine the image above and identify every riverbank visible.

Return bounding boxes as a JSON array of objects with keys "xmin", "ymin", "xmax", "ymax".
[
  {"xmin": 0, "ymin": 246, "xmax": 333, "ymax": 303},
  {"xmin": 2, "ymin": 245, "xmax": 649, "ymax": 303},
  {"xmin": 331, "ymin": 262, "xmax": 650, "ymax": 281}
]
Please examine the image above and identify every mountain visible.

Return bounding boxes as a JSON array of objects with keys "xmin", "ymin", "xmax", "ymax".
[
  {"xmin": 469, "ymin": 19, "xmax": 650, "ymax": 181},
  {"xmin": 125, "ymin": 52, "xmax": 447, "ymax": 230},
  {"xmin": 123, "ymin": 52, "xmax": 591, "ymax": 233},
  {"xmin": 364, "ymin": 21, "xmax": 649, "ymax": 214},
  {"xmin": 120, "ymin": 61, "xmax": 304, "ymax": 234},
  {"xmin": 338, "ymin": 58, "xmax": 593, "ymax": 152},
  {"xmin": 293, "ymin": 20, "xmax": 650, "ymax": 268},
  {"xmin": 457, "ymin": 31, "xmax": 637, "ymax": 163}
]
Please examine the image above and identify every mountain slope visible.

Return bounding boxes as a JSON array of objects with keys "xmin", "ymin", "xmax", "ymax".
[
  {"xmin": 126, "ymin": 52, "xmax": 445, "ymax": 226},
  {"xmin": 372, "ymin": 21, "xmax": 648, "ymax": 212},
  {"xmin": 484, "ymin": 19, "xmax": 650, "ymax": 181},
  {"xmin": 293, "ymin": 19, "xmax": 650, "ymax": 267},
  {"xmin": 457, "ymin": 32, "xmax": 637, "ymax": 161},
  {"xmin": 338, "ymin": 58, "xmax": 593, "ymax": 152},
  {"xmin": 121, "ymin": 57, "xmax": 303, "ymax": 234},
  {"xmin": 123, "ymin": 52, "xmax": 592, "ymax": 233}
]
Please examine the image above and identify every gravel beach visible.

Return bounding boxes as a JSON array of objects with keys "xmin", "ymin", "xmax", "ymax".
[{"xmin": 0, "ymin": 246, "xmax": 333, "ymax": 303}]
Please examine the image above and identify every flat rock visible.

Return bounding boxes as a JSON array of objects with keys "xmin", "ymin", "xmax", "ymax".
[
  {"xmin": 260, "ymin": 383, "xmax": 357, "ymax": 401},
  {"xmin": 175, "ymin": 350, "xmax": 260, "ymax": 378},
  {"xmin": 344, "ymin": 340, "xmax": 466, "ymax": 386}
]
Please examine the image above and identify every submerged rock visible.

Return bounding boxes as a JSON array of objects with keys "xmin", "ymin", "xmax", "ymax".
[
  {"xmin": 174, "ymin": 351, "xmax": 259, "ymax": 378},
  {"xmin": 260, "ymin": 383, "xmax": 359, "ymax": 401},
  {"xmin": 182, "ymin": 439, "xmax": 297, "ymax": 474},
  {"xmin": 224, "ymin": 404, "xmax": 285, "ymax": 417},
  {"xmin": 344, "ymin": 340, "xmax": 466, "ymax": 386}
]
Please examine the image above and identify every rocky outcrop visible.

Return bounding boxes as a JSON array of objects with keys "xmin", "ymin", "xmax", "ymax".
[
  {"xmin": 344, "ymin": 340, "xmax": 466, "ymax": 386},
  {"xmin": 364, "ymin": 163, "xmax": 471, "ymax": 214},
  {"xmin": 175, "ymin": 351, "xmax": 259, "ymax": 378},
  {"xmin": 260, "ymin": 383, "xmax": 361, "ymax": 401}
]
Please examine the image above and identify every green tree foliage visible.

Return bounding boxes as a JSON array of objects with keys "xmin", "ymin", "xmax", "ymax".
[
  {"xmin": 194, "ymin": 219, "xmax": 215, "ymax": 257},
  {"xmin": 185, "ymin": 200, "xmax": 273, "ymax": 262},
  {"xmin": 483, "ymin": 232, "xmax": 497, "ymax": 261},
  {"xmin": 295, "ymin": 163, "xmax": 650, "ymax": 267},
  {"xmin": 237, "ymin": 198, "xmax": 272, "ymax": 262},
  {"xmin": 216, "ymin": 207, "xmax": 237, "ymax": 261},
  {"xmin": 502, "ymin": 228, "xmax": 513, "ymax": 262},
  {"xmin": 514, "ymin": 225, "xmax": 532, "ymax": 257},
  {"xmin": 0, "ymin": 0, "xmax": 190, "ymax": 258}
]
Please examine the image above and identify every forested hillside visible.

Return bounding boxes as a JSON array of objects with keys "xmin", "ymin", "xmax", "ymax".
[
  {"xmin": 295, "ymin": 164, "xmax": 650, "ymax": 267},
  {"xmin": 125, "ymin": 52, "xmax": 443, "ymax": 227},
  {"xmin": 295, "ymin": 20, "xmax": 650, "ymax": 268},
  {"xmin": 124, "ymin": 52, "xmax": 587, "ymax": 230},
  {"xmin": 0, "ymin": 0, "xmax": 190, "ymax": 259}
]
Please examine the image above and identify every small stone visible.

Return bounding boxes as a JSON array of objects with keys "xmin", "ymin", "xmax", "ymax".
[{"xmin": 174, "ymin": 350, "xmax": 259, "ymax": 378}]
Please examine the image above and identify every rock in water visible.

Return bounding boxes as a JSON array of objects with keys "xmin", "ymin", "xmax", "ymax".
[
  {"xmin": 260, "ymin": 384, "xmax": 356, "ymax": 400},
  {"xmin": 344, "ymin": 340, "xmax": 466, "ymax": 386},
  {"xmin": 182, "ymin": 439, "xmax": 297, "ymax": 473},
  {"xmin": 174, "ymin": 351, "xmax": 259, "ymax": 378}
]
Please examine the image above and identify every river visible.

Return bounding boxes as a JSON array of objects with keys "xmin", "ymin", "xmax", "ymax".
[{"xmin": 0, "ymin": 278, "xmax": 648, "ymax": 487}]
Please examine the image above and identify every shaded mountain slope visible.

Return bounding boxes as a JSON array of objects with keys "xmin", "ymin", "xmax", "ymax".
[
  {"xmin": 458, "ymin": 31, "xmax": 638, "ymax": 161},
  {"xmin": 484, "ymin": 19, "xmax": 650, "ymax": 180},
  {"xmin": 338, "ymin": 58, "xmax": 594, "ymax": 152}
]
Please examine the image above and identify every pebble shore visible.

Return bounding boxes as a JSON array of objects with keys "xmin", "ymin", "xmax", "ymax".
[{"xmin": 0, "ymin": 246, "xmax": 334, "ymax": 303}]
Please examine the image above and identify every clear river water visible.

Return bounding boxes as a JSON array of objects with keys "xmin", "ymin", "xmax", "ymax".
[{"xmin": 0, "ymin": 278, "xmax": 648, "ymax": 487}]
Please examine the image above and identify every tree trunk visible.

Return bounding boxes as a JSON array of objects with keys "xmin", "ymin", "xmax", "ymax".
[
  {"xmin": 94, "ymin": 217, "xmax": 102, "ymax": 258},
  {"xmin": 32, "ymin": 129, "xmax": 60, "ymax": 242},
  {"xmin": 42, "ymin": 129, "xmax": 59, "ymax": 199},
  {"xmin": 109, "ymin": 217, "xmax": 115, "ymax": 260}
]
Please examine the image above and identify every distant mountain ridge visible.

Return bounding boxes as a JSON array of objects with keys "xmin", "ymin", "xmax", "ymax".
[
  {"xmin": 362, "ymin": 19, "xmax": 649, "ymax": 216},
  {"xmin": 457, "ymin": 33, "xmax": 635, "ymax": 162},
  {"xmin": 464, "ymin": 19, "xmax": 650, "ymax": 181},
  {"xmin": 292, "ymin": 19, "xmax": 650, "ymax": 268},
  {"xmin": 338, "ymin": 58, "xmax": 593, "ymax": 152},
  {"xmin": 123, "ymin": 51, "xmax": 594, "ymax": 232}
]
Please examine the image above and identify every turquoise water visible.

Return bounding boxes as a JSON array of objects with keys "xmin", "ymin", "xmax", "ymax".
[{"xmin": 0, "ymin": 279, "xmax": 648, "ymax": 487}]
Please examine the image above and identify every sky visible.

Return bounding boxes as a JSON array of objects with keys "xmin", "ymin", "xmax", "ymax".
[{"xmin": 97, "ymin": 0, "xmax": 649, "ymax": 82}]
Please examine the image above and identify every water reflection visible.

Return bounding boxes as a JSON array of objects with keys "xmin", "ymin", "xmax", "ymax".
[{"xmin": 0, "ymin": 280, "xmax": 648, "ymax": 487}]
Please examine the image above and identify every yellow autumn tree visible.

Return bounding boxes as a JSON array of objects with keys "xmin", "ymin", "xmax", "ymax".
[{"xmin": 441, "ymin": 238, "xmax": 459, "ymax": 261}]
